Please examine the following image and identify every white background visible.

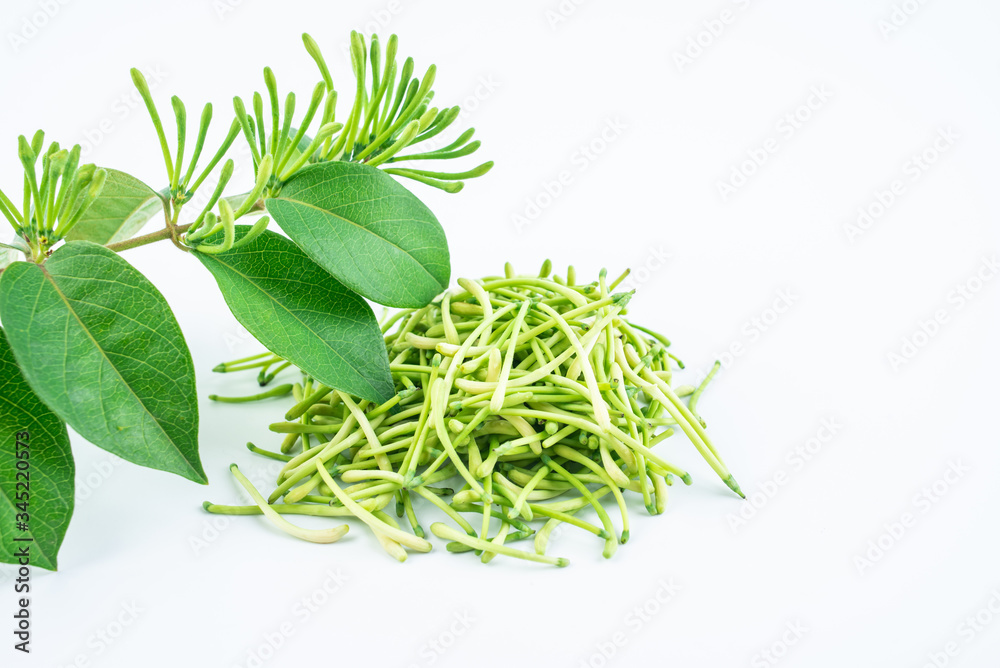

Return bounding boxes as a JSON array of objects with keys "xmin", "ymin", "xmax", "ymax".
[{"xmin": 2, "ymin": 0, "xmax": 999, "ymax": 666}]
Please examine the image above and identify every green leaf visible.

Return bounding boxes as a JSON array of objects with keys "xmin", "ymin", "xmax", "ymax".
[
  {"xmin": 222, "ymin": 191, "xmax": 253, "ymax": 213},
  {"xmin": 266, "ymin": 161, "xmax": 450, "ymax": 308},
  {"xmin": 66, "ymin": 169, "xmax": 163, "ymax": 244},
  {"xmin": 0, "ymin": 327, "xmax": 74, "ymax": 571},
  {"xmin": 283, "ymin": 128, "xmax": 314, "ymax": 166},
  {"xmin": 1, "ymin": 236, "xmax": 27, "ymax": 270},
  {"xmin": 0, "ymin": 242, "xmax": 205, "ymax": 483},
  {"xmin": 0, "ymin": 246, "xmax": 18, "ymax": 272},
  {"xmin": 194, "ymin": 227, "xmax": 394, "ymax": 403}
]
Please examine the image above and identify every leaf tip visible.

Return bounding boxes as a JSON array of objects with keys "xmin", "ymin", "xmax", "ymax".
[{"xmin": 180, "ymin": 460, "xmax": 209, "ymax": 485}]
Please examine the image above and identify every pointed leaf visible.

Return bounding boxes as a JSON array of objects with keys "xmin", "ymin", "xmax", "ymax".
[
  {"xmin": 0, "ymin": 327, "xmax": 74, "ymax": 571},
  {"xmin": 0, "ymin": 242, "xmax": 205, "ymax": 483},
  {"xmin": 194, "ymin": 227, "xmax": 394, "ymax": 403},
  {"xmin": 66, "ymin": 169, "xmax": 163, "ymax": 244},
  {"xmin": 266, "ymin": 161, "xmax": 450, "ymax": 308}
]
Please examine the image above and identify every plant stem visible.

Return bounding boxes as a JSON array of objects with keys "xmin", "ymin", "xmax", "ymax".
[{"xmin": 106, "ymin": 222, "xmax": 193, "ymax": 253}]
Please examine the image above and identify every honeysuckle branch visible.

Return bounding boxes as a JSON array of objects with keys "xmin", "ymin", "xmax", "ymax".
[
  {"xmin": 105, "ymin": 222, "xmax": 195, "ymax": 253},
  {"xmin": 233, "ymin": 31, "xmax": 493, "ymax": 194}
]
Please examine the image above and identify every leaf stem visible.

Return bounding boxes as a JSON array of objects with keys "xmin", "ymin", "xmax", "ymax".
[{"xmin": 162, "ymin": 200, "xmax": 188, "ymax": 252}]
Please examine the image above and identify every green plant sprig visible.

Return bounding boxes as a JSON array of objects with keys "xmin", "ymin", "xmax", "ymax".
[
  {"xmin": 0, "ymin": 131, "xmax": 107, "ymax": 260},
  {"xmin": 131, "ymin": 69, "xmax": 242, "ymax": 208},
  {"xmin": 113, "ymin": 30, "xmax": 490, "ymax": 257},
  {"xmin": 230, "ymin": 31, "xmax": 494, "ymax": 195},
  {"xmin": 0, "ymin": 30, "xmax": 491, "ymax": 571},
  {"xmin": 129, "ymin": 68, "xmax": 246, "ymax": 251}
]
